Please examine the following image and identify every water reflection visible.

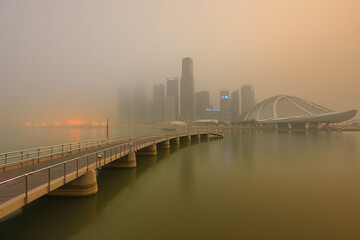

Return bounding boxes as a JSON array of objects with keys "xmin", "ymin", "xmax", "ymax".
[{"xmin": 2, "ymin": 131, "xmax": 360, "ymax": 239}]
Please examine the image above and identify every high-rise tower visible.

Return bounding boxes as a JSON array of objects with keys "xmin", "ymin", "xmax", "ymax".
[
  {"xmin": 231, "ymin": 90, "xmax": 240, "ymax": 122},
  {"xmin": 180, "ymin": 57, "xmax": 195, "ymax": 121},
  {"xmin": 220, "ymin": 91, "xmax": 232, "ymax": 121},
  {"xmin": 195, "ymin": 91, "xmax": 210, "ymax": 120},
  {"xmin": 241, "ymin": 85, "xmax": 255, "ymax": 114},
  {"xmin": 166, "ymin": 77, "xmax": 179, "ymax": 118}
]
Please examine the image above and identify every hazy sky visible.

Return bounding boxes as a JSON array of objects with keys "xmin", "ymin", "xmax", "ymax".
[{"xmin": 1, "ymin": 0, "xmax": 359, "ymax": 126}]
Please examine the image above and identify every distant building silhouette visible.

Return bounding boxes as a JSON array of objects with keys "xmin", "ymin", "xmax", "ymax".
[
  {"xmin": 166, "ymin": 77, "xmax": 179, "ymax": 119},
  {"xmin": 180, "ymin": 57, "xmax": 195, "ymax": 121},
  {"xmin": 195, "ymin": 91, "xmax": 210, "ymax": 120},
  {"xmin": 231, "ymin": 90, "xmax": 240, "ymax": 122},
  {"xmin": 205, "ymin": 108, "xmax": 220, "ymax": 120},
  {"xmin": 165, "ymin": 96, "xmax": 176, "ymax": 121},
  {"xmin": 220, "ymin": 90, "xmax": 232, "ymax": 121},
  {"xmin": 152, "ymin": 83, "xmax": 165, "ymax": 122},
  {"xmin": 241, "ymin": 85, "xmax": 255, "ymax": 114},
  {"xmin": 118, "ymin": 85, "xmax": 150, "ymax": 124}
]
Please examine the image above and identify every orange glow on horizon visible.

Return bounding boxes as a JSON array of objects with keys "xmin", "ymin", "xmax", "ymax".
[
  {"xmin": 92, "ymin": 121, "xmax": 99, "ymax": 126},
  {"xmin": 68, "ymin": 120, "xmax": 83, "ymax": 126},
  {"xmin": 101, "ymin": 122, "xmax": 106, "ymax": 126}
]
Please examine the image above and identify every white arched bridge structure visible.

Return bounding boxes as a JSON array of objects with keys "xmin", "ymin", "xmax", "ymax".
[{"xmin": 0, "ymin": 129, "xmax": 223, "ymax": 219}]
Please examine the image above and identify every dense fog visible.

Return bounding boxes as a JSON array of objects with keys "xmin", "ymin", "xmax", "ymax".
[{"xmin": 1, "ymin": 0, "xmax": 359, "ymax": 126}]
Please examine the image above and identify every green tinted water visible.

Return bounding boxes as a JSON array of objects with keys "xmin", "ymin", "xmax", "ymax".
[{"xmin": 1, "ymin": 129, "xmax": 360, "ymax": 239}]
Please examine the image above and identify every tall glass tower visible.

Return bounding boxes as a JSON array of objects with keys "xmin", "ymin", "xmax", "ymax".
[
  {"xmin": 241, "ymin": 85, "xmax": 255, "ymax": 114},
  {"xmin": 180, "ymin": 57, "xmax": 195, "ymax": 121},
  {"xmin": 166, "ymin": 77, "xmax": 179, "ymax": 118}
]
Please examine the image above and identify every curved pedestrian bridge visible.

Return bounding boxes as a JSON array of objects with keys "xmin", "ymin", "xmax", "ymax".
[{"xmin": 0, "ymin": 130, "xmax": 223, "ymax": 219}]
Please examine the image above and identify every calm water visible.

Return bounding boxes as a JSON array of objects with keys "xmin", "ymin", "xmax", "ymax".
[{"xmin": 1, "ymin": 128, "xmax": 360, "ymax": 239}]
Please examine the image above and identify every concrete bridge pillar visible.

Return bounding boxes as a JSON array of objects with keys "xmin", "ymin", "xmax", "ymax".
[
  {"xmin": 48, "ymin": 170, "xmax": 98, "ymax": 197},
  {"xmin": 103, "ymin": 151, "xmax": 136, "ymax": 168},
  {"xmin": 136, "ymin": 144, "xmax": 157, "ymax": 156},
  {"xmin": 170, "ymin": 137, "xmax": 180, "ymax": 145},
  {"xmin": 158, "ymin": 139, "xmax": 170, "ymax": 149},
  {"xmin": 180, "ymin": 135, "xmax": 191, "ymax": 143},
  {"xmin": 201, "ymin": 134, "xmax": 210, "ymax": 140},
  {"xmin": 191, "ymin": 134, "xmax": 201, "ymax": 141}
]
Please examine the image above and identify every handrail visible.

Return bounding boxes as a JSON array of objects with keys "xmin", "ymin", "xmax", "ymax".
[
  {"xmin": 0, "ymin": 133, "xmax": 155, "ymax": 167},
  {"xmin": 0, "ymin": 127, "xmax": 221, "ymax": 168},
  {"xmin": 0, "ymin": 129, "xmax": 223, "ymax": 220},
  {"xmin": 0, "ymin": 130, "xmax": 215, "ymax": 184}
]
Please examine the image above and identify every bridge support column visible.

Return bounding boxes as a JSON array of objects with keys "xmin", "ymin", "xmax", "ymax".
[
  {"xmin": 191, "ymin": 134, "xmax": 201, "ymax": 141},
  {"xmin": 158, "ymin": 139, "xmax": 170, "ymax": 149},
  {"xmin": 48, "ymin": 170, "xmax": 98, "ymax": 197},
  {"xmin": 180, "ymin": 136, "xmax": 191, "ymax": 143},
  {"xmin": 170, "ymin": 137, "xmax": 180, "ymax": 145},
  {"xmin": 103, "ymin": 151, "xmax": 136, "ymax": 168},
  {"xmin": 136, "ymin": 144, "xmax": 157, "ymax": 156},
  {"xmin": 201, "ymin": 134, "xmax": 210, "ymax": 140},
  {"xmin": 305, "ymin": 122, "xmax": 310, "ymax": 129}
]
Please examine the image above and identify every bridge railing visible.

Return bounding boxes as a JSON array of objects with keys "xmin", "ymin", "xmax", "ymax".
[
  {"xmin": 0, "ymin": 130, "xmax": 223, "ymax": 212},
  {"xmin": 0, "ymin": 135, "xmax": 163, "ymax": 206},
  {"xmin": 0, "ymin": 128, "xmax": 222, "ymax": 168},
  {"xmin": 0, "ymin": 133, "xmax": 154, "ymax": 168}
]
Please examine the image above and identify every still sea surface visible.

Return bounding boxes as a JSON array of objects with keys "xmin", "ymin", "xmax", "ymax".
[{"xmin": 1, "ymin": 127, "xmax": 360, "ymax": 239}]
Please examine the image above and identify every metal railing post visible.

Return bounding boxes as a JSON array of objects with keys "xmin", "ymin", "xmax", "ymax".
[{"xmin": 87, "ymin": 155, "xmax": 89, "ymax": 171}]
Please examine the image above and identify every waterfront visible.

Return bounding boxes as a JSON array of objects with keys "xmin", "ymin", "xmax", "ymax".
[{"xmin": 1, "ymin": 128, "xmax": 360, "ymax": 239}]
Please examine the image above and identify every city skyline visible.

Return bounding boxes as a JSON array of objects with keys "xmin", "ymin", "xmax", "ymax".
[{"xmin": 1, "ymin": 0, "xmax": 359, "ymax": 126}]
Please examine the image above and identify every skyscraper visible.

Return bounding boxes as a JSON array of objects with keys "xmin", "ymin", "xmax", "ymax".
[
  {"xmin": 180, "ymin": 57, "xmax": 195, "ymax": 121},
  {"xmin": 195, "ymin": 91, "xmax": 210, "ymax": 120},
  {"xmin": 220, "ymin": 91, "xmax": 232, "ymax": 121},
  {"xmin": 241, "ymin": 85, "xmax": 255, "ymax": 114},
  {"xmin": 166, "ymin": 77, "xmax": 179, "ymax": 118},
  {"xmin": 165, "ymin": 96, "xmax": 176, "ymax": 122},
  {"xmin": 152, "ymin": 83, "xmax": 165, "ymax": 122},
  {"xmin": 118, "ymin": 85, "xmax": 150, "ymax": 124},
  {"xmin": 231, "ymin": 90, "xmax": 240, "ymax": 122}
]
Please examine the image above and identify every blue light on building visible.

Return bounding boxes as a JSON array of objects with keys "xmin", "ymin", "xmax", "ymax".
[{"xmin": 206, "ymin": 108, "xmax": 221, "ymax": 112}]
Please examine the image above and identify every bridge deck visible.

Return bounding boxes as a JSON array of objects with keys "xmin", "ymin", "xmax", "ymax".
[{"xmin": 0, "ymin": 131, "xmax": 223, "ymax": 219}]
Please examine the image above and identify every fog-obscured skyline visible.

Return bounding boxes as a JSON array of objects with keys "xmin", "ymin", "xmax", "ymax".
[{"xmin": 1, "ymin": 0, "xmax": 359, "ymax": 126}]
